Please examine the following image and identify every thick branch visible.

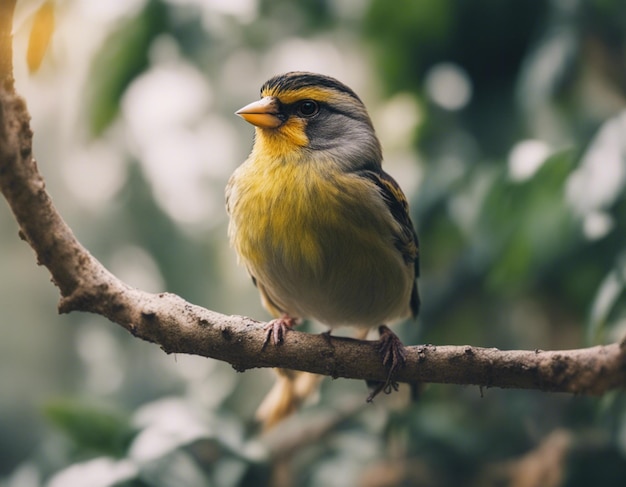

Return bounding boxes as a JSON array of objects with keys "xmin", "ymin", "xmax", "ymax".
[{"xmin": 0, "ymin": 21, "xmax": 625, "ymax": 396}]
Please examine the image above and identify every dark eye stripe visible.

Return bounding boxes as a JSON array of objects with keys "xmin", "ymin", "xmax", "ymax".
[
  {"xmin": 322, "ymin": 103, "xmax": 371, "ymax": 125},
  {"xmin": 281, "ymin": 99, "xmax": 363, "ymax": 122}
]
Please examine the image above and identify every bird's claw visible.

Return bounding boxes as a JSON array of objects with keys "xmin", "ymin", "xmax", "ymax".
[
  {"xmin": 378, "ymin": 325, "xmax": 407, "ymax": 373},
  {"xmin": 262, "ymin": 315, "xmax": 297, "ymax": 349},
  {"xmin": 367, "ymin": 325, "xmax": 407, "ymax": 402}
]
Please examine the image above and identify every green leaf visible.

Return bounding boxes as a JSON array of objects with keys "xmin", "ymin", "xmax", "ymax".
[
  {"xmin": 482, "ymin": 149, "xmax": 578, "ymax": 290},
  {"xmin": 86, "ymin": 0, "xmax": 168, "ymax": 136},
  {"xmin": 44, "ymin": 398, "xmax": 138, "ymax": 457},
  {"xmin": 588, "ymin": 252, "xmax": 626, "ymax": 344}
]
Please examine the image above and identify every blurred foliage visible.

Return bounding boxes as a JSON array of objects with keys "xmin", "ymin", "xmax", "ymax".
[
  {"xmin": 2, "ymin": 0, "xmax": 626, "ymax": 486},
  {"xmin": 26, "ymin": 0, "xmax": 55, "ymax": 73},
  {"xmin": 43, "ymin": 399, "xmax": 137, "ymax": 458},
  {"xmin": 87, "ymin": 0, "xmax": 168, "ymax": 136}
]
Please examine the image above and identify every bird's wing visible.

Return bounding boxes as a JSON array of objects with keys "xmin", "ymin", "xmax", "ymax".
[{"xmin": 360, "ymin": 169, "xmax": 420, "ymax": 317}]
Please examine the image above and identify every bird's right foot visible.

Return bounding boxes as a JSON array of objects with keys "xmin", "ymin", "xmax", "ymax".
[{"xmin": 262, "ymin": 315, "xmax": 298, "ymax": 349}]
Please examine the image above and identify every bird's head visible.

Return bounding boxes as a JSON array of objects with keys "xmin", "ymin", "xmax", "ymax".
[{"xmin": 236, "ymin": 72, "xmax": 382, "ymax": 169}]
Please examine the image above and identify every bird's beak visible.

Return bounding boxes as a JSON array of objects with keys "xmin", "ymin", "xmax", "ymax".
[{"xmin": 236, "ymin": 96, "xmax": 283, "ymax": 129}]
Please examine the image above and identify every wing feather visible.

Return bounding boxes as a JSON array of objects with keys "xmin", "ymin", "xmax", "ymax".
[{"xmin": 359, "ymin": 169, "xmax": 420, "ymax": 317}]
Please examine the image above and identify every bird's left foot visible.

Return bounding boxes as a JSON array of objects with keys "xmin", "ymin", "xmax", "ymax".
[
  {"xmin": 367, "ymin": 325, "xmax": 407, "ymax": 402},
  {"xmin": 262, "ymin": 315, "xmax": 299, "ymax": 349}
]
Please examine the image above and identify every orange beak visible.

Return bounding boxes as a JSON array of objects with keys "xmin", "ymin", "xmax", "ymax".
[{"xmin": 236, "ymin": 96, "xmax": 283, "ymax": 129}]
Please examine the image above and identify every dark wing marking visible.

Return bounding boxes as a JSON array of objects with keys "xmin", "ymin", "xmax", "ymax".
[{"xmin": 360, "ymin": 169, "xmax": 420, "ymax": 317}]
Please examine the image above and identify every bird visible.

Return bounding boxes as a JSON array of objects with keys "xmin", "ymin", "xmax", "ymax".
[{"xmin": 225, "ymin": 72, "xmax": 420, "ymax": 428}]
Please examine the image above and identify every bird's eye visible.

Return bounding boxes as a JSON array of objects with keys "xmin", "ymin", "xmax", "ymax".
[{"xmin": 297, "ymin": 100, "xmax": 319, "ymax": 117}]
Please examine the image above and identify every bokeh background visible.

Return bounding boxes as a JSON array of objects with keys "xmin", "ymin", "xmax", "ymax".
[{"xmin": 1, "ymin": 0, "xmax": 626, "ymax": 486}]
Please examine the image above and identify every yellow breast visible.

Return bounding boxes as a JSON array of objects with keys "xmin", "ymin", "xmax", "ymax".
[
  {"xmin": 226, "ymin": 150, "xmax": 413, "ymax": 328},
  {"xmin": 228, "ymin": 152, "xmax": 338, "ymax": 272}
]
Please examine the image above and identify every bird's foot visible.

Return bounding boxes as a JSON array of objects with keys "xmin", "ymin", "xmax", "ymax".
[
  {"xmin": 367, "ymin": 325, "xmax": 407, "ymax": 402},
  {"xmin": 378, "ymin": 325, "xmax": 407, "ymax": 372},
  {"xmin": 262, "ymin": 315, "xmax": 298, "ymax": 349}
]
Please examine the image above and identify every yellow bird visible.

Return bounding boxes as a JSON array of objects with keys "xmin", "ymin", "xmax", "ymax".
[{"xmin": 226, "ymin": 72, "xmax": 420, "ymax": 427}]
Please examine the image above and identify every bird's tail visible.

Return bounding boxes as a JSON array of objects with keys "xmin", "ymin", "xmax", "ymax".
[{"xmin": 256, "ymin": 368, "xmax": 322, "ymax": 429}]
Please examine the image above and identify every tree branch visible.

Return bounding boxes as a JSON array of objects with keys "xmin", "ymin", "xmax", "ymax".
[{"xmin": 0, "ymin": 17, "xmax": 625, "ymax": 397}]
